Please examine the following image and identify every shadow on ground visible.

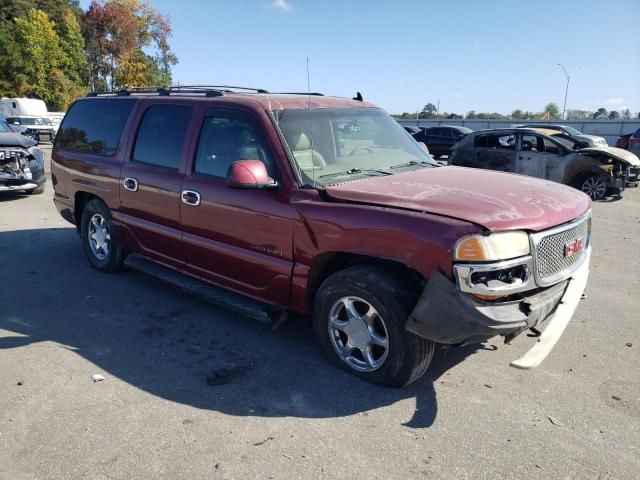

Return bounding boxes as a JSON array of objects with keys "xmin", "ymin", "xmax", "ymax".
[{"xmin": 0, "ymin": 227, "xmax": 485, "ymax": 428}]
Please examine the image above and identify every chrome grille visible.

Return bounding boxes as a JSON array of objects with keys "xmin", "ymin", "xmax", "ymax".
[{"xmin": 534, "ymin": 215, "xmax": 590, "ymax": 282}]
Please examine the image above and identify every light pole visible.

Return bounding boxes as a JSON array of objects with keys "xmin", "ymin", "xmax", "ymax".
[{"xmin": 557, "ymin": 63, "xmax": 580, "ymax": 120}]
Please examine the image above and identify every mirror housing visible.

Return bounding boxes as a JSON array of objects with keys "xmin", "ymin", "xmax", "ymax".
[{"xmin": 226, "ymin": 160, "xmax": 278, "ymax": 189}]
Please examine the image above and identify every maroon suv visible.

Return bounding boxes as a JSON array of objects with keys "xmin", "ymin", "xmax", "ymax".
[{"xmin": 52, "ymin": 86, "xmax": 592, "ymax": 386}]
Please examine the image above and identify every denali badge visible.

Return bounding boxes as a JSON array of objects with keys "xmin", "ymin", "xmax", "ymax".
[{"xmin": 564, "ymin": 237, "xmax": 584, "ymax": 257}]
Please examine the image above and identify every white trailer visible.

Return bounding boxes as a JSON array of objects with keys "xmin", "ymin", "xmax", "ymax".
[{"xmin": 0, "ymin": 98, "xmax": 48, "ymax": 118}]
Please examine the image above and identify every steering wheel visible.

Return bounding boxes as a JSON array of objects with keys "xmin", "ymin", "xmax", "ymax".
[{"xmin": 349, "ymin": 145, "xmax": 374, "ymax": 156}]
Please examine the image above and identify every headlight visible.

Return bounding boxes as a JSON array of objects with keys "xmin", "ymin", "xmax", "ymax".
[{"xmin": 454, "ymin": 231, "xmax": 530, "ymax": 261}]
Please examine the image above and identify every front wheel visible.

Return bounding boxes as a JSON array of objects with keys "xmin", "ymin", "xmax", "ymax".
[
  {"xmin": 313, "ymin": 265, "xmax": 435, "ymax": 387},
  {"xmin": 80, "ymin": 198, "xmax": 125, "ymax": 272}
]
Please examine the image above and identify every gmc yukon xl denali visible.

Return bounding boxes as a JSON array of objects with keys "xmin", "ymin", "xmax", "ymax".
[{"xmin": 52, "ymin": 86, "xmax": 592, "ymax": 386}]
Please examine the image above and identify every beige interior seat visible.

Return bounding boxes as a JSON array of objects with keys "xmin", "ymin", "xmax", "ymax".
[{"xmin": 288, "ymin": 132, "xmax": 327, "ymax": 169}]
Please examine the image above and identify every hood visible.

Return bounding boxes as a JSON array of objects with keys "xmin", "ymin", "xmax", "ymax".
[
  {"xmin": 0, "ymin": 132, "xmax": 36, "ymax": 148},
  {"xmin": 324, "ymin": 166, "xmax": 591, "ymax": 232},
  {"xmin": 575, "ymin": 134, "xmax": 606, "ymax": 145},
  {"xmin": 578, "ymin": 145, "xmax": 640, "ymax": 166}
]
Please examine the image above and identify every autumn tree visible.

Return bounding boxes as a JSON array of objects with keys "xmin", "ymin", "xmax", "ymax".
[{"xmin": 84, "ymin": 0, "xmax": 177, "ymax": 91}]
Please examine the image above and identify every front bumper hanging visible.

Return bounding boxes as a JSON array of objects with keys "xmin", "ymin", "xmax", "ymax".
[{"xmin": 406, "ymin": 248, "xmax": 590, "ymax": 369}]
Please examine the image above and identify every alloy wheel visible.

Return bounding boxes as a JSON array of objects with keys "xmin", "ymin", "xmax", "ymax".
[
  {"xmin": 87, "ymin": 213, "xmax": 111, "ymax": 260},
  {"xmin": 328, "ymin": 296, "xmax": 389, "ymax": 372}
]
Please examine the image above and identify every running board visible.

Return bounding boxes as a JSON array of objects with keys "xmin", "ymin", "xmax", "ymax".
[{"xmin": 124, "ymin": 254, "xmax": 274, "ymax": 324}]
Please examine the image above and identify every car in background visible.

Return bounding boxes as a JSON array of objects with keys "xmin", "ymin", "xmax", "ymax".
[
  {"xmin": 0, "ymin": 118, "xmax": 46, "ymax": 194},
  {"xmin": 402, "ymin": 126, "xmax": 422, "ymax": 135},
  {"xmin": 449, "ymin": 128, "xmax": 640, "ymax": 200},
  {"xmin": 410, "ymin": 125, "xmax": 472, "ymax": 158},
  {"xmin": 514, "ymin": 124, "xmax": 606, "ymax": 147},
  {"xmin": 615, "ymin": 133, "xmax": 631, "ymax": 150},
  {"xmin": 628, "ymin": 128, "xmax": 640, "ymax": 157},
  {"xmin": 4, "ymin": 116, "xmax": 56, "ymax": 142}
]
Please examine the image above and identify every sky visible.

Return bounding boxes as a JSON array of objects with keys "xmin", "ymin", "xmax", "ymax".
[{"xmin": 80, "ymin": 0, "xmax": 640, "ymax": 115}]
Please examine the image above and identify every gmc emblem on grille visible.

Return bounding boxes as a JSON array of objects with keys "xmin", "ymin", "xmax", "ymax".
[{"xmin": 564, "ymin": 237, "xmax": 584, "ymax": 257}]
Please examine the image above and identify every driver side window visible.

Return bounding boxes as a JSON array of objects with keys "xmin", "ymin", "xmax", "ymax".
[{"xmin": 194, "ymin": 111, "xmax": 274, "ymax": 178}]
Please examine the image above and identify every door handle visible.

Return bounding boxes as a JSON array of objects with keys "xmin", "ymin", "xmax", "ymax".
[
  {"xmin": 181, "ymin": 190, "xmax": 201, "ymax": 206},
  {"xmin": 123, "ymin": 177, "xmax": 138, "ymax": 192}
]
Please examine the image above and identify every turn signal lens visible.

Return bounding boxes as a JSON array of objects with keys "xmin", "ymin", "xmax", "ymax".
[{"xmin": 454, "ymin": 231, "xmax": 530, "ymax": 261}]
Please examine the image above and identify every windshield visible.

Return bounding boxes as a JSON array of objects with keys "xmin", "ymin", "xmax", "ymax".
[
  {"xmin": 0, "ymin": 120, "xmax": 11, "ymax": 133},
  {"xmin": 16, "ymin": 117, "xmax": 48, "ymax": 126},
  {"xmin": 563, "ymin": 125, "xmax": 582, "ymax": 136},
  {"xmin": 275, "ymin": 107, "xmax": 436, "ymax": 185}
]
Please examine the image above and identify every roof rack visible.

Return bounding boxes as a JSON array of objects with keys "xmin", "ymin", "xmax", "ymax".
[
  {"xmin": 271, "ymin": 92, "xmax": 324, "ymax": 96},
  {"xmin": 86, "ymin": 84, "xmax": 270, "ymax": 98}
]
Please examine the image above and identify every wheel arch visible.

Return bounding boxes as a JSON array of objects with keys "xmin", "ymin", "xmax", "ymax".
[
  {"xmin": 305, "ymin": 252, "xmax": 426, "ymax": 312},
  {"xmin": 74, "ymin": 191, "xmax": 99, "ymax": 230}
]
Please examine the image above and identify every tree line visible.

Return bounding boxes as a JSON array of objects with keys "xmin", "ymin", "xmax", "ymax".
[
  {"xmin": 0, "ymin": 0, "xmax": 177, "ymax": 111},
  {"xmin": 395, "ymin": 102, "xmax": 639, "ymax": 121}
]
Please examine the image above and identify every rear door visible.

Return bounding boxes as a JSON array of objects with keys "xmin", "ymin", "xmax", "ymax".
[
  {"xmin": 117, "ymin": 100, "xmax": 196, "ymax": 269},
  {"xmin": 179, "ymin": 107, "xmax": 297, "ymax": 305}
]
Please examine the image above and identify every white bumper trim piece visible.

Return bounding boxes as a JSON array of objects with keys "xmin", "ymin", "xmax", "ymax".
[{"xmin": 510, "ymin": 247, "xmax": 590, "ymax": 370}]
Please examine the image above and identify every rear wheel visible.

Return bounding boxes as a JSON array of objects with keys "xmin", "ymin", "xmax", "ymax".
[
  {"xmin": 313, "ymin": 265, "xmax": 435, "ymax": 387},
  {"xmin": 80, "ymin": 198, "xmax": 125, "ymax": 272},
  {"xmin": 578, "ymin": 174, "xmax": 607, "ymax": 201}
]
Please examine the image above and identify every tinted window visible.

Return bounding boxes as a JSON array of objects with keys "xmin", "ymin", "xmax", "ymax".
[
  {"xmin": 475, "ymin": 134, "xmax": 515, "ymax": 149},
  {"xmin": 194, "ymin": 111, "xmax": 274, "ymax": 178},
  {"xmin": 132, "ymin": 105, "xmax": 192, "ymax": 169},
  {"xmin": 0, "ymin": 120, "xmax": 11, "ymax": 132},
  {"xmin": 633, "ymin": 128, "xmax": 640, "ymax": 139},
  {"xmin": 55, "ymin": 99, "xmax": 134, "ymax": 155}
]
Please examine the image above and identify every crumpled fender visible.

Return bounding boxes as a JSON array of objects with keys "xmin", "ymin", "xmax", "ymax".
[{"xmin": 406, "ymin": 271, "xmax": 567, "ymax": 345}]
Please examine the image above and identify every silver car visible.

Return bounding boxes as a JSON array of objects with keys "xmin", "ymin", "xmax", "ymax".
[{"xmin": 514, "ymin": 124, "xmax": 607, "ymax": 147}]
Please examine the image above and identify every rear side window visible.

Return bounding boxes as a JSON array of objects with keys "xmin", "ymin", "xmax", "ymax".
[
  {"xmin": 633, "ymin": 128, "xmax": 640, "ymax": 138},
  {"xmin": 55, "ymin": 99, "xmax": 134, "ymax": 155},
  {"xmin": 132, "ymin": 105, "xmax": 192, "ymax": 170}
]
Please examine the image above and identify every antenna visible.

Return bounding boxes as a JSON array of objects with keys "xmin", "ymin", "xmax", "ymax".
[{"xmin": 306, "ymin": 57, "xmax": 315, "ymax": 188}]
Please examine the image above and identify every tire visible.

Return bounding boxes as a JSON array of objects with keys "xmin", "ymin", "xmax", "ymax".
[
  {"xmin": 576, "ymin": 173, "xmax": 608, "ymax": 201},
  {"xmin": 26, "ymin": 183, "xmax": 45, "ymax": 195},
  {"xmin": 313, "ymin": 265, "xmax": 435, "ymax": 387},
  {"xmin": 80, "ymin": 198, "xmax": 125, "ymax": 273}
]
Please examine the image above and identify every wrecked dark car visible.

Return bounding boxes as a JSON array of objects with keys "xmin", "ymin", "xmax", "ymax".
[
  {"xmin": 0, "ymin": 119, "xmax": 46, "ymax": 194},
  {"xmin": 449, "ymin": 128, "xmax": 640, "ymax": 200}
]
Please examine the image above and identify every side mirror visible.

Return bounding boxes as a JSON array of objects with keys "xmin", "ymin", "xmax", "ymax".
[
  {"xmin": 226, "ymin": 160, "xmax": 278, "ymax": 189},
  {"xmin": 418, "ymin": 141, "xmax": 430, "ymax": 154}
]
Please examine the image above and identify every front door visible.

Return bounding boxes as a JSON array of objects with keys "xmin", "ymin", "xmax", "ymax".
[
  {"xmin": 118, "ymin": 101, "xmax": 195, "ymax": 269},
  {"xmin": 475, "ymin": 133, "xmax": 516, "ymax": 171},
  {"xmin": 516, "ymin": 133, "xmax": 564, "ymax": 181},
  {"xmin": 179, "ymin": 107, "xmax": 297, "ymax": 305}
]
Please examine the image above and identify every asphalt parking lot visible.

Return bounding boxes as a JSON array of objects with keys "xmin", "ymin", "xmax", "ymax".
[{"xmin": 1, "ymin": 145, "xmax": 639, "ymax": 479}]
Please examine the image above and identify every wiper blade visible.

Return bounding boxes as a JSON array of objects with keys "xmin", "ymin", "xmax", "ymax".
[
  {"xmin": 319, "ymin": 168, "xmax": 392, "ymax": 179},
  {"xmin": 389, "ymin": 160, "xmax": 433, "ymax": 169}
]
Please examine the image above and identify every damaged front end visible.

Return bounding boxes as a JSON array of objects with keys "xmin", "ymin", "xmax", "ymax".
[
  {"xmin": 0, "ymin": 146, "xmax": 45, "ymax": 193},
  {"xmin": 406, "ymin": 212, "xmax": 592, "ymax": 369}
]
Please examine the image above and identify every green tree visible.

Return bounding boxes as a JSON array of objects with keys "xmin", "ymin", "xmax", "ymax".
[
  {"xmin": 608, "ymin": 110, "xmax": 620, "ymax": 120},
  {"xmin": 593, "ymin": 108, "xmax": 608, "ymax": 119},
  {"xmin": 543, "ymin": 102, "xmax": 561, "ymax": 119},
  {"xmin": 420, "ymin": 102, "xmax": 438, "ymax": 119},
  {"xmin": 59, "ymin": 8, "xmax": 88, "ymax": 85}
]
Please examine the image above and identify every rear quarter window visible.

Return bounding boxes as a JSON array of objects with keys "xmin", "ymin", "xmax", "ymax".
[{"xmin": 55, "ymin": 99, "xmax": 135, "ymax": 156}]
